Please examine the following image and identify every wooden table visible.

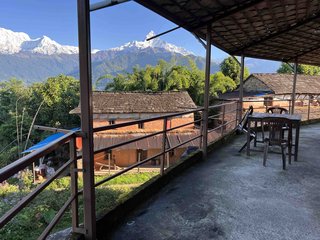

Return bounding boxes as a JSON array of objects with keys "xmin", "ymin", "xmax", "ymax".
[{"xmin": 246, "ymin": 113, "xmax": 301, "ymax": 161}]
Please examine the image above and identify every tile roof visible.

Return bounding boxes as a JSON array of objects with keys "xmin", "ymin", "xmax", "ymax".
[
  {"xmin": 249, "ymin": 73, "xmax": 320, "ymax": 95},
  {"xmin": 70, "ymin": 91, "xmax": 197, "ymax": 114}
]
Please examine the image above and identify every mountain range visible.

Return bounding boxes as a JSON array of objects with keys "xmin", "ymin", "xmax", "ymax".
[{"xmin": 0, "ymin": 27, "xmax": 280, "ymax": 86}]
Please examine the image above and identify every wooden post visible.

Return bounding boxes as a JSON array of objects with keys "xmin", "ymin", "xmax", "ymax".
[
  {"xmin": 307, "ymin": 95, "xmax": 311, "ymax": 120},
  {"xmin": 239, "ymin": 55, "xmax": 245, "ymax": 119},
  {"xmin": 77, "ymin": 0, "xmax": 96, "ymax": 238},
  {"xmin": 291, "ymin": 60, "xmax": 298, "ymax": 114},
  {"xmin": 202, "ymin": 24, "xmax": 211, "ymax": 160}
]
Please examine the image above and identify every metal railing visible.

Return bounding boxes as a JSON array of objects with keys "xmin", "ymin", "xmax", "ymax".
[
  {"xmin": 0, "ymin": 101, "xmax": 239, "ymax": 239},
  {"xmin": 242, "ymin": 95, "xmax": 320, "ymax": 122}
]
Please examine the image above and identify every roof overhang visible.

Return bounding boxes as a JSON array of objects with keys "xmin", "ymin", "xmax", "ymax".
[{"xmin": 136, "ymin": 0, "xmax": 320, "ymax": 66}]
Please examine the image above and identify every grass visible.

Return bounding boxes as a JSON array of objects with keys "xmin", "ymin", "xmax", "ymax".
[{"xmin": 0, "ymin": 171, "xmax": 158, "ymax": 240}]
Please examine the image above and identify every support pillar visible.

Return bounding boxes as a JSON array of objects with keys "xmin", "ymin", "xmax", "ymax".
[
  {"xmin": 202, "ymin": 25, "xmax": 211, "ymax": 159},
  {"xmin": 77, "ymin": 0, "xmax": 96, "ymax": 239},
  {"xmin": 291, "ymin": 60, "xmax": 298, "ymax": 114},
  {"xmin": 239, "ymin": 55, "xmax": 245, "ymax": 119}
]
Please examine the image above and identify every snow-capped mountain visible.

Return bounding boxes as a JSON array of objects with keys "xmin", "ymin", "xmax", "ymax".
[
  {"xmin": 0, "ymin": 28, "xmax": 78, "ymax": 55},
  {"xmin": 0, "ymin": 27, "xmax": 278, "ymax": 85},
  {"xmin": 111, "ymin": 31, "xmax": 193, "ymax": 56}
]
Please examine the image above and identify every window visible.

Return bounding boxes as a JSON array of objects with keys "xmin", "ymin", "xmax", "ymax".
[
  {"xmin": 109, "ymin": 120, "xmax": 115, "ymax": 125},
  {"xmin": 138, "ymin": 122, "xmax": 144, "ymax": 129}
]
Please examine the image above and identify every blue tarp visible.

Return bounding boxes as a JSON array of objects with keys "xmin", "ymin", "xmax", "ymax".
[{"xmin": 22, "ymin": 128, "xmax": 80, "ymax": 153}]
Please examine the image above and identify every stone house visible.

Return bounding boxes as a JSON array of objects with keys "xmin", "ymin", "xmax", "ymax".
[
  {"xmin": 70, "ymin": 91, "xmax": 200, "ymax": 171},
  {"xmin": 221, "ymin": 73, "xmax": 320, "ymax": 111}
]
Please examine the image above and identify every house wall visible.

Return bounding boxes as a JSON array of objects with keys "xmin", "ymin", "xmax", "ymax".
[
  {"xmin": 93, "ymin": 147, "xmax": 188, "ymax": 171},
  {"xmin": 92, "ymin": 115, "xmax": 195, "ymax": 132}
]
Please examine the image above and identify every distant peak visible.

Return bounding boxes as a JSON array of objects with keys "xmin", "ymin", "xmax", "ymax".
[{"xmin": 145, "ymin": 31, "xmax": 156, "ymax": 40}]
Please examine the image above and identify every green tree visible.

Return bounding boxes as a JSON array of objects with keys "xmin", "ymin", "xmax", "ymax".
[
  {"xmin": 220, "ymin": 56, "xmax": 250, "ymax": 85},
  {"xmin": 210, "ymin": 72, "xmax": 237, "ymax": 98},
  {"xmin": 30, "ymin": 75, "xmax": 80, "ymax": 128},
  {"xmin": 277, "ymin": 62, "xmax": 320, "ymax": 75}
]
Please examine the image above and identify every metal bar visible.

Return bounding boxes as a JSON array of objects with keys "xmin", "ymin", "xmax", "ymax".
[
  {"xmin": 70, "ymin": 138, "xmax": 79, "ymax": 231},
  {"xmin": 33, "ymin": 125, "xmax": 72, "ymax": 134},
  {"xmin": 308, "ymin": 95, "xmax": 311, "ymax": 120},
  {"xmin": 166, "ymin": 118, "xmax": 202, "ymax": 132},
  {"xmin": 77, "ymin": 0, "xmax": 96, "ymax": 238},
  {"xmin": 208, "ymin": 119, "xmax": 237, "ymax": 133},
  {"xmin": 239, "ymin": 55, "xmax": 245, "ymax": 119},
  {"xmin": 94, "ymin": 129, "xmax": 166, "ymax": 155},
  {"xmin": 94, "ymin": 152, "xmax": 164, "ymax": 188},
  {"xmin": 208, "ymin": 101, "xmax": 237, "ymax": 109},
  {"xmin": 90, "ymin": 0, "xmax": 130, "ymax": 11},
  {"xmin": 94, "ymin": 133, "xmax": 202, "ymax": 188},
  {"xmin": 208, "ymin": 108, "xmax": 238, "ymax": 120},
  {"xmin": 166, "ymin": 134, "xmax": 201, "ymax": 153},
  {"xmin": 38, "ymin": 195, "xmax": 76, "ymax": 240},
  {"xmin": 291, "ymin": 60, "xmax": 298, "ymax": 114},
  {"xmin": 160, "ymin": 118, "xmax": 168, "ymax": 175},
  {"xmin": 0, "ymin": 132, "xmax": 75, "ymax": 182},
  {"xmin": 146, "ymin": 26, "xmax": 181, "ymax": 41},
  {"xmin": 93, "ymin": 108, "xmax": 204, "ymax": 132},
  {"xmin": 221, "ymin": 105, "xmax": 226, "ymax": 136},
  {"xmin": 192, "ymin": 33, "xmax": 206, "ymax": 49},
  {"xmin": 202, "ymin": 24, "xmax": 212, "ymax": 159},
  {"xmin": 0, "ymin": 159, "xmax": 73, "ymax": 228}
]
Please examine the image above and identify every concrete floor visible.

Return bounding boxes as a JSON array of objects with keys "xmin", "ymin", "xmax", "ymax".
[{"xmin": 111, "ymin": 123, "xmax": 320, "ymax": 240}]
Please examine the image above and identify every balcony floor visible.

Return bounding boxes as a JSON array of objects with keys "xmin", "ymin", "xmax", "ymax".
[{"xmin": 111, "ymin": 123, "xmax": 320, "ymax": 240}]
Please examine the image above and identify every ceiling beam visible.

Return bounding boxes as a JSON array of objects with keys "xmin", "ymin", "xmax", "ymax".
[{"xmin": 231, "ymin": 10, "xmax": 320, "ymax": 55}]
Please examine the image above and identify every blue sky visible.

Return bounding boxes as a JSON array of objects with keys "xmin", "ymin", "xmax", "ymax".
[{"xmin": 0, "ymin": 0, "xmax": 229, "ymax": 60}]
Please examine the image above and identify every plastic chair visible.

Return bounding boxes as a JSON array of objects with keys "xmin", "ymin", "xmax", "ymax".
[{"xmin": 262, "ymin": 118, "xmax": 292, "ymax": 170}]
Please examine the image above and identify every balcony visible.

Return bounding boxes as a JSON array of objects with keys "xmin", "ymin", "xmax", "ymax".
[{"xmin": 110, "ymin": 123, "xmax": 320, "ymax": 240}]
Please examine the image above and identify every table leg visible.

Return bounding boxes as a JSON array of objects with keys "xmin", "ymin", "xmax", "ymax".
[
  {"xmin": 294, "ymin": 122, "xmax": 300, "ymax": 161},
  {"xmin": 246, "ymin": 119, "xmax": 251, "ymax": 156},
  {"xmin": 254, "ymin": 121, "xmax": 257, "ymax": 147}
]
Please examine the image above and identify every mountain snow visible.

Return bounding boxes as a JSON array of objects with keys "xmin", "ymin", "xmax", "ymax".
[
  {"xmin": 0, "ymin": 28, "xmax": 30, "ymax": 54},
  {"xmin": 0, "ymin": 27, "xmax": 78, "ymax": 55},
  {"xmin": 111, "ymin": 31, "xmax": 193, "ymax": 56},
  {"xmin": 0, "ymin": 28, "xmax": 192, "ymax": 56}
]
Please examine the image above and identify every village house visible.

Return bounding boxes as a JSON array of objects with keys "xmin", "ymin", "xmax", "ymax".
[
  {"xmin": 221, "ymin": 73, "xmax": 320, "ymax": 115},
  {"xmin": 70, "ymin": 91, "xmax": 200, "ymax": 171}
]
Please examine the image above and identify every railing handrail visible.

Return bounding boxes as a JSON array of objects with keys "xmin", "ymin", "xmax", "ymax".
[
  {"xmin": 93, "ymin": 107, "xmax": 204, "ymax": 133},
  {"xmin": 0, "ymin": 101, "xmax": 240, "ymax": 239},
  {"xmin": 0, "ymin": 131, "xmax": 77, "ymax": 182}
]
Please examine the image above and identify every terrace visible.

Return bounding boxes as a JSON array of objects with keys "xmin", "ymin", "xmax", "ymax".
[
  {"xmin": 1, "ymin": 1, "xmax": 320, "ymax": 239},
  {"xmin": 111, "ymin": 123, "xmax": 320, "ymax": 240}
]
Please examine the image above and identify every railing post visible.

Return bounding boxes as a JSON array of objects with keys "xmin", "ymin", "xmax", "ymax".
[
  {"xmin": 70, "ymin": 138, "xmax": 79, "ymax": 231},
  {"xmin": 202, "ymin": 24, "xmax": 212, "ymax": 159},
  {"xmin": 160, "ymin": 117, "xmax": 168, "ymax": 175},
  {"xmin": 239, "ymin": 55, "xmax": 245, "ymax": 119},
  {"xmin": 77, "ymin": 0, "xmax": 96, "ymax": 238},
  {"xmin": 199, "ymin": 115, "xmax": 203, "ymax": 149},
  {"xmin": 307, "ymin": 94, "xmax": 311, "ymax": 121},
  {"xmin": 221, "ymin": 105, "xmax": 225, "ymax": 137}
]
